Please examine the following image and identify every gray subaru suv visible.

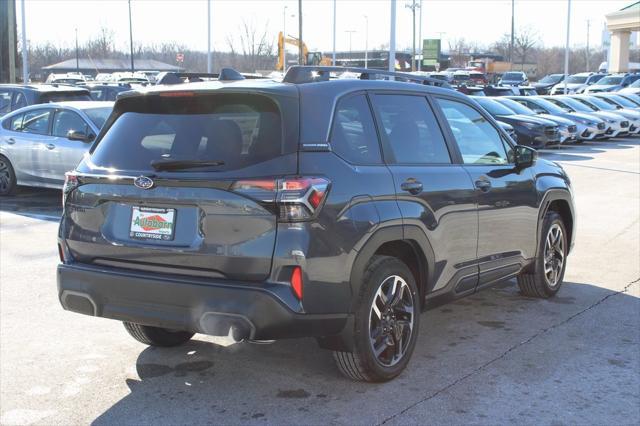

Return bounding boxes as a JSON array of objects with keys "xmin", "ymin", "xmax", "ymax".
[{"xmin": 57, "ymin": 66, "xmax": 575, "ymax": 382}]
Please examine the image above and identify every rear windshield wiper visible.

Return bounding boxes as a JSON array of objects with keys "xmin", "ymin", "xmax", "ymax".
[{"xmin": 150, "ymin": 159, "xmax": 225, "ymax": 171}]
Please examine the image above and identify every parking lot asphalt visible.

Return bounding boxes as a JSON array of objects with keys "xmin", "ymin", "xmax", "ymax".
[{"xmin": 1, "ymin": 138, "xmax": 638, "ymax": 425}]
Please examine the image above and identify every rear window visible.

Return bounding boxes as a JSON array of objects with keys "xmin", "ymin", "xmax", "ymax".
[
  {"xmin": 41, "ymin": 92, "xmax": 92, "ymax": 103},
  {"xmin": 90, "ymin": 94, "xmax": 283, "ymax": 172}
]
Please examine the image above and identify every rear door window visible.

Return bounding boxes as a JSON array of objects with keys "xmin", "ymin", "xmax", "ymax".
[
  {"xmin": 12, "ymin": 92, "xmax": 27, "ymax": 110},
  {"xmin": 21, "ymin": 109, "xmax": 52, "ymax": 135},
  {"xmin": 90, "ymin": 94, "xmax": 284, "ymax": 172},
  {"xmin": 371, "ymin": 94, "xmax": 451, "ymax": 164},
  {"xmin": 330, "ymin": 94, "xmax": 381, "ymax": 164}
]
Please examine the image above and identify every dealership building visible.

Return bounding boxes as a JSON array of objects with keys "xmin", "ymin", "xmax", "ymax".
[
  {"xmin": 605, "ymin": 2, "xmax": 640, "ymax": 72},
  {"xmin": 41, "ymin": 58, "xmax": 183, "ymax": 79}
]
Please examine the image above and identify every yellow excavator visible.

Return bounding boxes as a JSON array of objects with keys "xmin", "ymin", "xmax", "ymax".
[{"xmin": 276, "ymin": 31, "xmax": 331, "ymax": 71}]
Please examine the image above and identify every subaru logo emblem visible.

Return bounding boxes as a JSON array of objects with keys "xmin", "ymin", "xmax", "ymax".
[{"xmin": 134, "ymin": 176, "xmax": 154, "ymax": 190}]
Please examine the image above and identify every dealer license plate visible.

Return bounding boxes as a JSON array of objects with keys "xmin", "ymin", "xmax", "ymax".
[{"xmin": 129, "ymin": 207, "xmax": 176, "ymax": 241}]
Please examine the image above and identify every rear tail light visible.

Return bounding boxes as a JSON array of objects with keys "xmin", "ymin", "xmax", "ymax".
[
  {"xmin": 290, "ymin": 266, "xmax": 303, "ymax": 300},
  {"xmin": 231, "ymin": 176, "xmax": 330, "ymax": 222},
  {"xmin": 62, "ymin": 172, "xmax": 79, "ymax": 206},
  {"xmin": 57, "ymin": 243, "xmax": 65, "ymax": 263}
]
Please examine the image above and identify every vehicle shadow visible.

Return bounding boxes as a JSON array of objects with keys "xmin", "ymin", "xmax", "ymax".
[
  {"xmin": 0, "ymin": 187, "xmax": 62, "ymax": 220},
  {"xmin": 91, "ymin": 280, "xmax": 639, "ymax": 425}
]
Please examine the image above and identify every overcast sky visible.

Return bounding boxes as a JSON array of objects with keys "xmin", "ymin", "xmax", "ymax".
[{"xmin": 16, "ymin": 0, "xmax": 632, "ymax": 54}]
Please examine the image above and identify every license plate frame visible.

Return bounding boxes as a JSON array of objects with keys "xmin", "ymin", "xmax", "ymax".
[{"xmin": 129, "ymin": 206, "xmax": 176, "ymax": 241}]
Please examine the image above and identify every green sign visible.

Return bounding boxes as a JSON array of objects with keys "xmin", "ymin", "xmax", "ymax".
[{"xmin": 422, "ymin": 39, "xmax": 440, "ymax": 66}]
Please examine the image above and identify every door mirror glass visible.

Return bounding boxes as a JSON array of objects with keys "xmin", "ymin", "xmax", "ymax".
[
  {"xmin": 67, "ymin": 130, "xmax": 94, "ymax": 142},
  {"xmin": 515, "ymin": 145, "xmax": 537, "ymax": 168}
]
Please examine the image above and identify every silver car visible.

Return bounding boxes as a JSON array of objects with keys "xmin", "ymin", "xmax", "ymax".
[{"xmin": 0, "ymin": 101, "xmax": 113, "ymax": 194}]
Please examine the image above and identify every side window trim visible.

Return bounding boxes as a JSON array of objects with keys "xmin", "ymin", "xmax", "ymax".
[{"xmin": 368, "ymin": 91, "xmax": 454, "ymax": 166}]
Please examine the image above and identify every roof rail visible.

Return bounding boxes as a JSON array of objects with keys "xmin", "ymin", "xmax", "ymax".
[{"xmin": 283, "ymin": 65, "xmax": 451, "ymax": 88}]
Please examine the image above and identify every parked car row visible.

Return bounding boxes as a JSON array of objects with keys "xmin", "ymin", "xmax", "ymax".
[{"xmin": 473, "ymin": 92, "xmax": 640, "ymax": 149}]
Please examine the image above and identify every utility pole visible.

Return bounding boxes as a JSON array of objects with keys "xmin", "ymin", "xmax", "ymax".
[
  {"xmin": 345, "ymin": 30, "xmax": 356, "ymax": 61},
  {"xmin": 8, "ymin": 0, "xmax": 16, "ymax": 83},
  {"xmin": 418, "ymin": 0, "xmax": 422, "ymax": 71},
  {"xmin": 207, "ymin": 0, "xmax": 212, "ymax": 73},
  {"xmin": 75, "ymin": 28, "xmax": 79, "ymax": 73},
  {"xmin": 509, "ymin": 0, "xmax": 514, "ymax": 69},
  {"xmin": 128, "ymin": 0, "xmax": 134, "ymax": 72},
  {"xmin": 282, "ymin": 5, "xmax": 287, "ymax": 71},
  {"xmin": 363, "ymin": 15, "xmax": 369, "ymax": 69},
  {"xmin": 563, "ymin": 0, "xmax": 571, "ymax": 95},
  {"xmin": 586, "ymin": 19, "xmax": 590, "ymax": 72},
  {"xmin": 389, "ymin": 0, "xmax": 396, "ymax": 73},
  {"xmin": 332, "ymin": 0, "xmax": 336, "ymax": 66},
  {"xmin": 405, "ymin": 0, "xmax": 419, "ymax": 71},
  {"xmin": 20, "ymin": 0, "xmax": 28, "ymax": 83},
  {"xmin": 298, "ymin": 0, "xmax": 303, "ymax": 65}
]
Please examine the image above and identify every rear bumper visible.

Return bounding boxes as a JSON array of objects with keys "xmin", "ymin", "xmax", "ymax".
[{"xmin": 57, "ymin": 263, "xmax": 348, "ymax": 341}]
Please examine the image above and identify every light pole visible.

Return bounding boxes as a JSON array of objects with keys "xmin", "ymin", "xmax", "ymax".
[
  {"xmin": 298, "ymin": 0, "xmax": 303, "ymax": 65},
  {"xmin": 282, "ymin": 5, "xmax": 287, "ymax": 71},
  {"xmin": 128, "ymin": 0, "xmax": 134, "ymax": 72},
  {"xmin": 363, "ymin": 15, "xmax": 369, "ymax": 69},
  {"xmin": 207, "ymin": 0, "xmax": 212, "ymax": 73},
  {"xmin": 563, "ymin": 0, "xmax": 571, "ymax": 95},
  {"xmin": 20, "ymin": 0, "xmax": 28, "ymax": 83},
  {"xmin": 389, "ymin": 0, "xmax": 396, "ymax": 73},
  {"xmin": 509, "ymin": 0, "xmax": 514, "ymax": 69},
  {"xmin": 405, "ymin": 0, "xmax": 419, "ymax": 71},
  {"xmin": 75, "ymin": 28, "xmax": 79, "ymax": 73},
  {"xmin": 332, "ymin": 0, "xmax": 337, "ymax": 66},
  {"xmin": 586, "ymin": 19, "xmax": 590, "ymax": 71},
  {"xmin": 345, "ymin": 30, "xmax": 356, "ymax": 62},
  {"xmin": 418, "ymin": 0, "xmax": 422, "ymax": 71}
]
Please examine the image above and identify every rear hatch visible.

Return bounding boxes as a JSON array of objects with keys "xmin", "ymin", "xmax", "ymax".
[{"xmin": 62, "ymin": 90, "xmax": 299, "ymax": 281}]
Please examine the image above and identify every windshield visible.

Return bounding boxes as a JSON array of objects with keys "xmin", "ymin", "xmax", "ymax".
[
  {"xmin": 597, "ymin": 76, "xmax": 623, "ymax": 85},
  {"xmin": 474, "ymin": 98, "xmax": 515, "ymax": 116},
  {"xmin": 82, "ymin": 107, "xmax": 112, "ymax": 129},
  {"xmin": 629, "ymin": 79, "xmax": 640, "ymax": 88},
  {"xmin": 89, "ymin": 94, "xmax": 284, "ymax": 173},
  {"xmin": 566, "ymin": 76, "xmax": 588, "ymax": 84},
  {"xmin": 558, "ymin": 97, "xmax": 596, "ymax": 112},
  {"xmin": 496, "ymin": 98, "xmax": 535, "ymax": 115},
  {"xmin": 531, "ymin": 98, "xmax": 566, "ymax": 115},
  {"xmin": 502, "ymin": 72, "xmax": 523, "ymax": 80},
  {"xmin": 539, "ymin": 74, "xmax": 563, "ymax": 84},
  {"xmin": 453, "ymin": 74, "xmax": 470, "ymax": 81},
  {"xmin": 583, "ymin": 96, "xmax": 616, "ymax": 111}
]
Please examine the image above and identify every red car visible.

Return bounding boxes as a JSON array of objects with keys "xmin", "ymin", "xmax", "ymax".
[{"xmin": 469, "ymin": 71, "xmax": 488, "ymax": 86}]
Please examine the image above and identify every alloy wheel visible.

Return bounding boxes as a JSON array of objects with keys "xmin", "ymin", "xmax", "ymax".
[
  {"xmin": 544, "ymin": 224, "xmax": 565, "ymax": 288},
  {"xmin": 368, "ymin": 275, "xmax": 415, "ymax": 367}
]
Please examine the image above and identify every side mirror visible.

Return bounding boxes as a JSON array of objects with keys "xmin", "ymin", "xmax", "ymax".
[
  {"xmin": 515, "ymin": 145, "xmax": 537, "ymax": 168},
  {"xmin": 67, "ymin": 130, "xmax": 94, "ymax": 142}
]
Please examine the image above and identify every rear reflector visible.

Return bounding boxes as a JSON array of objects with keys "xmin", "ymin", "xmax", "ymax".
[
  {"xmin": 58, "ymin": 243, "xmax": 65, "ymax": 263},
  {"xmin": 291, "ymin": 266, "xmax": 303, "ymax": 300}
]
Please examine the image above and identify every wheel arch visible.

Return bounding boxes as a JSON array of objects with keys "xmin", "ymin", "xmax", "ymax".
[{"xmin": 538, "ymin": 189, "xmax": 575, "ymax": 253}]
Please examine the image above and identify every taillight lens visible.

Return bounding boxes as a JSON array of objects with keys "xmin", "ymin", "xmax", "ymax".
[
  {"xmin": 62, "ymin": 172, "xmax": 79, "ymax": 207},
  {"xmin": 290, "ymin": 266, "xmax": 303, "ymax": 300},
  {"xmin": 231, "ymin": 176, "xmax": 330, "ymax": 222}
]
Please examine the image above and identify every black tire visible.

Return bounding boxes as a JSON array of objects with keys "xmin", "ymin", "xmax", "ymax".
[
  {"xmin": 0, "ymin": 155, "xmax": 17, "ymax": 196},
  {"xmin": 333, "ymin": 255, "xmax": 420, "ymax": 382},
  {"xmin": 517, "ymin": 211, "xmax": 568, "ymax": 298},
  {"xmin": 123, "ymin": 322, "xmax": 194, "ymax": 347}
]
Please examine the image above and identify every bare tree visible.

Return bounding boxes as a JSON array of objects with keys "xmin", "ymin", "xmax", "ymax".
[
  {"xmin": 447, "ymin": 37, "xmax": 471, "ymax": 67},
  {"xmin": 491, "ymin": 34, "xmax": 511, "ymax": 61},
  {"xmin": 226, "ymin": 19, "xmax": 276, "ymax": 72},
  {"xmin": 514, "ymin": 26, "xmax": 539, "ymax": 66}
]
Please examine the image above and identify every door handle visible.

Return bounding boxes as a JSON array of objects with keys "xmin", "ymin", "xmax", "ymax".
[
  {"xmin": 401, "ymin": 179, "xmax": 423, "ymax": 195},
  {"xmin": 475, "ymin": 179, "xmax": 492, "ymax": 192},
  {"xmin": 45, "ymin": 143, "xmax": 55, "ymax": 150},
  {"xmin": 6, "ymin": 138, "xmax": 15, "ymax": 145}
]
